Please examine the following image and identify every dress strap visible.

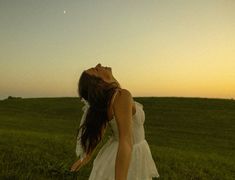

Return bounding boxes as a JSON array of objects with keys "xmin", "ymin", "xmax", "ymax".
[
  {"xmin": 109, "ymin": 88, "xmax": 121, "ymax": 120},
  {"xmin": 112, "ymin": 88, "xmax": 120, "ymax": 100},
  {"xmin": 110, "ymin": 89, "xmax": 120, "ymax": 107}
]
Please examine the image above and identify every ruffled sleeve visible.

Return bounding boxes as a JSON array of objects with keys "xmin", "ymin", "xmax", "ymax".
[{"xmin": 75, "ymin": 99, "xmax": 90, "ymax": 160}]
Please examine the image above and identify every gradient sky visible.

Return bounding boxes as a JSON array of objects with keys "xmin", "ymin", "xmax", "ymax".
[{"xmin": 1, "ymin": 0, "xmax": 235, "ymax": 100}]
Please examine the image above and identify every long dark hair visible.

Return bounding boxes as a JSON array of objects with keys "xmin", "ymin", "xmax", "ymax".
[{"xmin": 77, "ymin": 70, "xmax": 120, "ymax": 156}]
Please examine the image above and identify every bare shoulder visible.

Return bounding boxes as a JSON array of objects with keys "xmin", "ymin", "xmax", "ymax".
[
  {"xmin": 112, "ymin": 88, "xmax": 133, "ymax": 119},
  {"xmin": 113, "ymin": 88, "xmax": 133, "ymax": 107}
]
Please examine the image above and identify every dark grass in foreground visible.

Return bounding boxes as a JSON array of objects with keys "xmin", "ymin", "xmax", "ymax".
[{"xmin": 0, "ymin": 97, "xmax": 234, "ymax": 179}]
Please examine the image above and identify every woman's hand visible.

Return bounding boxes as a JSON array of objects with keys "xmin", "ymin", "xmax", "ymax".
[
  {"xmin": 70, "ymin": 156, "xmax": 91, "ymax": 172},
  {"xmin": 70, "ymin": 159, "xmax": 84, "ymax": 172}
]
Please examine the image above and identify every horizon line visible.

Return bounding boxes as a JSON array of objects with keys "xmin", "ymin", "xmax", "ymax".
[{"xmin": 1, "ymin": 95, "xmax": 234, "ymax": 101}]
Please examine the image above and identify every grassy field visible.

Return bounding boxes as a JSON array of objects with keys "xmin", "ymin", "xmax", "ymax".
[{"xmin": 0, "ymin": 97, "xmax": 234, "ymax": 180}]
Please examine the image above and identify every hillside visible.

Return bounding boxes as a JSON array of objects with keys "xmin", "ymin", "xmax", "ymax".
[{"xmin": 0, "ymin": 97, "xmax": 234, "ymax": 179}]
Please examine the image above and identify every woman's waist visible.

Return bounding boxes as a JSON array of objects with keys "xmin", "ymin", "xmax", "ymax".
[{"xmin": 108, "ymin": 136, "xmax": 146, "ymax": 146}]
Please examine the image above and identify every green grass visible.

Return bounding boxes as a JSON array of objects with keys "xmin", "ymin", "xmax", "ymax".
[{"xmin": 0, "ymin": 97, "xmax": 235, "ymax": 179}]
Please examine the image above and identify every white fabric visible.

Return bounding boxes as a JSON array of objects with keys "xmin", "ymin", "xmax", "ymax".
[
  {"xmin": 75, "ymin": 98, "xmax": 90, "ymax": 161},
  {"xmin": 88, "ymin": 101, "xmax": 160, "ymax": 180}
]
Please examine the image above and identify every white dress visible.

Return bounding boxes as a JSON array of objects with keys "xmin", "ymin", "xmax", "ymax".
[{"xmin": 88, "ymin": 101, "xmax": 160, "ymax": 180}]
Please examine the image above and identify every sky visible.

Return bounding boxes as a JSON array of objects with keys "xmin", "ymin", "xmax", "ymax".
[{"xmin": 0, "ymin": 0, "xmax": 235, "ymax": 100}]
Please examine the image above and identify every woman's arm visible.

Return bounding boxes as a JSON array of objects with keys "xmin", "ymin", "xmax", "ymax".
[{"xmin": 113, "ymin": 89, "xmax": 133, "ymax": 180}]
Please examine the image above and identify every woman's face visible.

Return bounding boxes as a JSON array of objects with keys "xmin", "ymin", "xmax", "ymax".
[{"xmin": 85, "ymin": 63, "xmax": 113, "ymax": 82}]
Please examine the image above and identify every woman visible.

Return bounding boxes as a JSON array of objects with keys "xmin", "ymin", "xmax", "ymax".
[{"xmin": 70, "ymin": 63, "xmax": 160, "ymax": 180}]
